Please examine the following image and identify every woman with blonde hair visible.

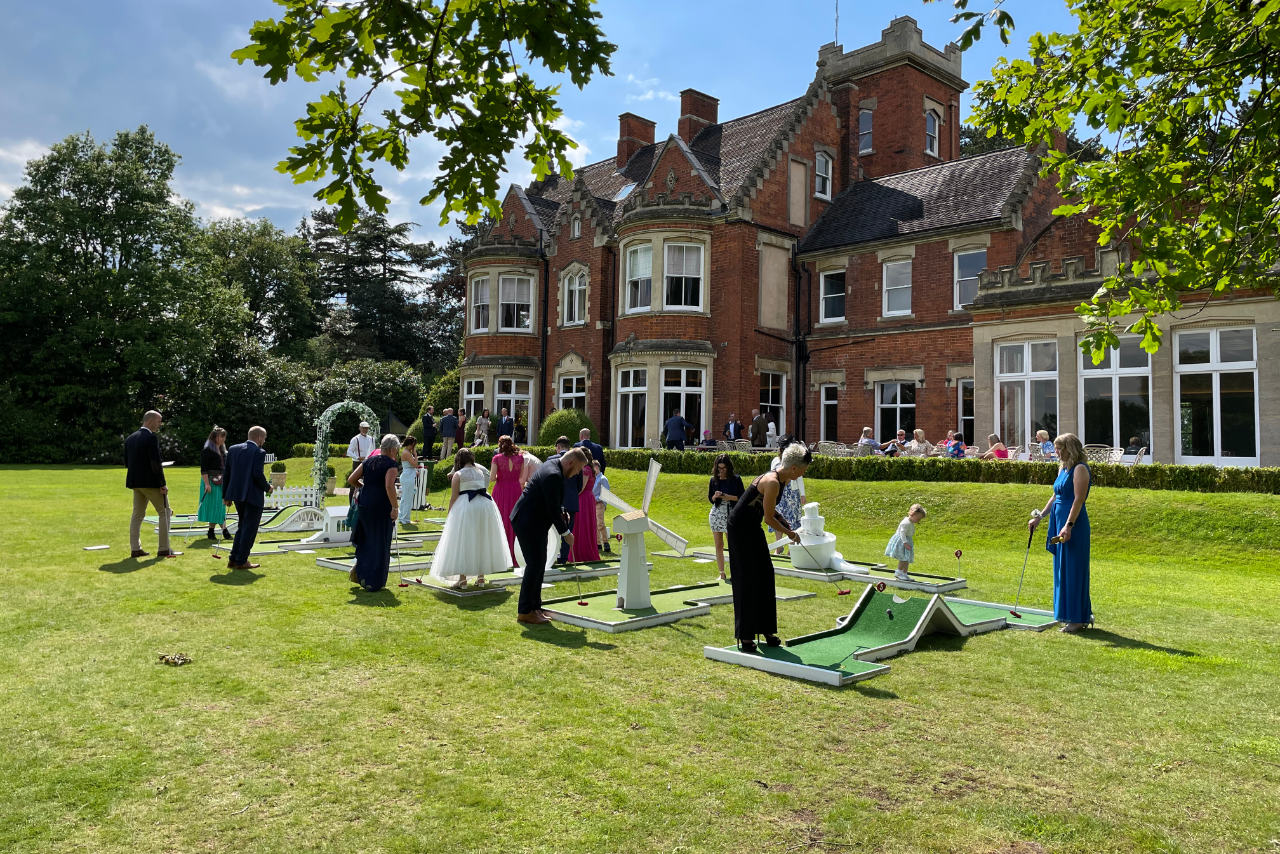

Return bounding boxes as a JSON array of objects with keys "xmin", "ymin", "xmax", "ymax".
[
  {"xmin": 1029, "ymin": 432, "xmax": 1093, "ymax": 632},
  {"xmin": 905, "ymin": 428, "xmax": 934, "ymax": 456}
]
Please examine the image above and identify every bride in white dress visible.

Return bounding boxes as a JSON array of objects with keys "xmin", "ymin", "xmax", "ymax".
[{"xmin": 429, "ymin": 448, "xmax": 510, "ymax": 588}]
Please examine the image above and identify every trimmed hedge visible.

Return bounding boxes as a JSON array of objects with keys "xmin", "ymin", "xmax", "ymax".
[{"xmin": 286, "ymin": 442, "xmax": 1280, "ymax": 495}]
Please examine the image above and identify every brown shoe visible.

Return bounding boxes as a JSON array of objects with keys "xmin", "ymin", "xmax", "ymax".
[
  {"xmin": 228, "ymin": 562, "xmax": 260, "ymax": 570},
  {"xmin": 130, "ymin": 550, "xmax": 149, "ymax": 558},
  {"xmin": 157, "ymin": 550, "xmax": 182, "ymax": 558},
  {"xmin": 517, "ymin": 612, "xmax": 550, "ymax": 625}
]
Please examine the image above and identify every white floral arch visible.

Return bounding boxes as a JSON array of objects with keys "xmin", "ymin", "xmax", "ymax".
[{"xmin": 312, "ymin": 400, "xmax": 380, "ymax": 493}]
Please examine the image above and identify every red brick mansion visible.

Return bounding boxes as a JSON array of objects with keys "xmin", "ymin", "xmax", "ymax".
[{"xmin": 463, "ymin": 17, "xmax": 1277, "ymax": 466}]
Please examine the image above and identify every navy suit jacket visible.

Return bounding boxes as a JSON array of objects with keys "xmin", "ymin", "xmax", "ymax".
[
  {"xmin": 574, "ymin": 438, "xmax": 605, "ymax": 472},
  {"xmin": 124, "ymin": 427, "xmax": 165, "ymax": 489},
  {"xmin": 498, "ymin": 417, "xmax": 516, "ymax": 439},
  {"xmin": 222, "ymin": 440, "xmax": 270, "ymax": 508},
  {"xmin": 510, "ymin": 459, "xmax": 571, "ymax": 535}
]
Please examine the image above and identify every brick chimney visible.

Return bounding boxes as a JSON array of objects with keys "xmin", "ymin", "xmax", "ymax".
[
  {"xmin": 617, "ymin": 112, "xmax": 656, "ymax": 168},
  {"xmin": 678, "ymin": 89, "xmax": 719, "ymax": 143}
]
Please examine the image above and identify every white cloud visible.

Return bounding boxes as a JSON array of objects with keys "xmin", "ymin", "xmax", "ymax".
[
  {"xmin": 0, "ymin": 139, "xmax": 49, "ymax": 203},
  {"xmin": 626, "ymin": 89, "xmax": 680, "ymax": 104},
  {"xmin": 626, "ymin": 73, "xmax": 660, "ymax": 88},
  {"xmin": 195, "ymin": 59, "xmax": 280, "ymax": 107}
]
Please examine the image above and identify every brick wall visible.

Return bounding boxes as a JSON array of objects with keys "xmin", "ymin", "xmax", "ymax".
[{"xmin": 853, "ymin": 65, "xmax": 961, "ymax": 179}]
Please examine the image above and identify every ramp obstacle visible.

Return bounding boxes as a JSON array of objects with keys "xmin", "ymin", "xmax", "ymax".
[{"xmin": 704, "ymin": 587, "xmax": 1059, "ymax": 686}]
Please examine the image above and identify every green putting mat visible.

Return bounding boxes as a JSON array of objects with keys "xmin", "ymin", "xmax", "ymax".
[
  {"xmin": 544, "ymin": 587, "xmax": 708, "ymax": 623},
  {"xmin": 787, "ymin": 591, "xmax": 930, "ymax": 661},
  {"xmin": 944, "ymin": 599, "xmax": 1057, "ymax": 629},
  {"xmin": 749, "ymin": 645, "xmax": 890, "ymax": 679}
]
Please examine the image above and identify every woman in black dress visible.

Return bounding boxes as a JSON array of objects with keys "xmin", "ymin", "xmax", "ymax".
[
  {"xmin": 727, "ymin": 442, "xmax": 811, "ymax": 652},
  {"xmin": 346, "ymin": 434, "xmax": 401, "ymax": 591}
]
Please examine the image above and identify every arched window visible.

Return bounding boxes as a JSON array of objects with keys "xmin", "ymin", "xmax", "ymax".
[
  {"xmin": 814, "ymin": 152, "xmax": 832, "ymax": 200},
  {"xmin": 925, "ymin": 110, "xmax": 940, "ymax": 156}
]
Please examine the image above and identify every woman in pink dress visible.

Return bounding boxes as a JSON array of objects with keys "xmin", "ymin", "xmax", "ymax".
[
  {"xmin": 571, "ymin": 461, "xmax": 601, "ymax": 563},
  {"xmin": 489, "ymin": 436, "xmax": 524, "ymax": 566}
]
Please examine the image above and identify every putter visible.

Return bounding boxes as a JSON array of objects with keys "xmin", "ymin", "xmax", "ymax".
[
  {"xmin": 1011, "ymin": 509, "xmax": 1041, "ymax": 618},
  {"xmin": 576, "ymin": 575, "xmax": 588, "ymax": 607}
]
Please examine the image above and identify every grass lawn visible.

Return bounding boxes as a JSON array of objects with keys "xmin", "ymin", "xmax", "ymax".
[{"xmin": 2, "ymin": 462, "xmax": 1278, "ymax": 853}]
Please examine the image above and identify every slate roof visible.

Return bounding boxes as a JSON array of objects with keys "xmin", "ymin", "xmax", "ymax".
[
  {"xmin": 797, "ymin": 146, "xmax": 1038, "ymax": 254},
  {"xmin": 522, "ymin": 97, "xmax": 807, "ymax": 229}
]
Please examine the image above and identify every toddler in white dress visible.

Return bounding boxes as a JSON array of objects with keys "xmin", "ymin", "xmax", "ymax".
[{"xmin": 884, "ymin": 503, "xmax": 926, "ymax": 581}]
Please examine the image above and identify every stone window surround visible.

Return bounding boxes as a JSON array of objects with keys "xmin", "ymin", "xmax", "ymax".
[
  {"xmin": 863, "ymin": 365, "xmax": 925, "ymax": 390},
  {"xmin": 816, "ymin": 264, "xmax": 849, "ymax": 326},
  {"xmin": 468, "ymin": 265, "xmax": 539, "ymax": 336},
  {"xmin": 609, "ymin": 350, "xmax": 715, "ymax": 448},
  {"xmin": 857, "ymin": 99, "xmax": 875, "ymax": 154},
  {"xmin": 618, "ymin": 228, "xmax": 712, "ymax": 317},
  {"xmin": 558, "ymin": 261, "xmax": 590, "ymax": 329},
  {"xmin": 809, "ymin": 368, "xmax": 847, "ymax": 391},
  {"xmin": 457, "ymin": 366, "xmax": 539, "ymax": 433},
  {"xmin": 923, "ymin": 95, "xmax": 946, "ymax": 158},
  {"xmin": 813, "ymin": 145, "xmax": 836, "ymax": 201},
  {"xmin": 552, "ymin": 351, "xmax": 592, "ymax": 412}
]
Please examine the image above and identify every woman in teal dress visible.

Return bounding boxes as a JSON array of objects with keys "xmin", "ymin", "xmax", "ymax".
[
  {"xmin": 1029, "ymin": 432, "xmax": 1092, "ymax": 632},
  {"xmin": 197, "ymin": 426, "xmax": 231, "ymax": 540}
]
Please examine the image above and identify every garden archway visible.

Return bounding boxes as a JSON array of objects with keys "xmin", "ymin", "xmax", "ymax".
[{"xmin": 312, "ymin": 400, "xmax": 380, "ymax": 493}]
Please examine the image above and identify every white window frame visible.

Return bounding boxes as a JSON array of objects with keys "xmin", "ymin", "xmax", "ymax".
[
  {"xmin": 498, "ymin": 275, "xmax": 532, "ymax": 332},
  {"xmin": 814, "ymin": 152, "xmax": 832, "ymax": 200},
  {"xmin": 759, "ymin": 371, "xmax": 786, "ymax": 436},
  {"xmin": 954, "ymin": 249, "xmax": 986, "ymax": 311},
  {"xmin": 559, "ymin": 375, "xmax": 586, "ymax": 411},
  {"xmin": 662, "ymin": 243, "xmax": 703, "ymax": 311},
  {"xmin": 616, "ymin": 367, "xmax": 648, "ymax": 449},
  {"xmin": 1079, "ymin": 334, "xmax": 1152, "ymax": 459},
  {"xmin": 925, "ymin": 110, "xmax": 940, "ymax": 156},
  {"xmin": 562, "ymin": 270, "xmax": 587, "ymax": 327},
  {"xmin": 462, "ymin": 379, "xmax": 486, "ymax": 419},
  {"xmin": 958, "ymin": 379, "xmax": 975, "ymax": 447},
  {"xmin": 858, "ymin": 109, "xmax": 873, "ymax": 154},
  {"xmin": 470, "ymin": 276, "xmax": 489, "ymax": 333},
  {"xmin": 1174, "ymin": 328, "xmax": 1259, "ymax": 467},
  {"xmin": 819, "ymin": 271, "xmax": 845, "ymax": 324},
  {"xmin": 882, "ymin": 259, "xmax": 912, "ymax": 317},
  {"xmin": 661, "ymin": 367, "xmax": 706, "ymax": 441},
  {"xmin": 995, "ymin": 340, "xmax": 1059, "ymax": 451},
  {"xmin": 625, "ymin": 244, "xmax": 653, "ymax": 314},
  {"xmin": 875, "ymin": 381, "xmax": 916, "ymax": 441},
  {"xmin": 494, "ymin": 377, "xmax": 532, "ymax": 432},
  {"xmin": 570, "ymin": 215, "xmax": 581, "ymax": 240},
  {"xmin": 820, "ymin": 384, "xmax": 840, "ymax": 442}
]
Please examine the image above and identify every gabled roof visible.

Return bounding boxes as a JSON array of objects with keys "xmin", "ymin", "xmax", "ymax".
[
  {"xmin": 523, "ymin": 95, "xmax": 807, "ymax": 228},
  {"xmin": 798, "ymin": 147, "xmax": 1039, "ymax": 255}
]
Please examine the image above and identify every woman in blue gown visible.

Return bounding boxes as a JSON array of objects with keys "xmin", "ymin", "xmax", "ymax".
[
  {"xmin": 1029, "ymin": 432, "xmax": 1092, "ymax": 632},
  {"xmin": 347, "ymin": 434, "xmax": 401, "ymax": 591}
]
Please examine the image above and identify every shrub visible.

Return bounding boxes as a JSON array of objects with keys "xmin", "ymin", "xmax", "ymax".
[
  {"xmin": 271, "ymin": 461, "xmax": 287, "ymax": 473},
  {"xmin": 537, "ymin": 409, "xmax": 598, "ymax": 447},
  {"xmin": 422, "ymin": 365, "xmax": 460, "ymax": 417},
  {"xmin": 324, "ymin": 465, "xmax": 336, "ymax": 478}
]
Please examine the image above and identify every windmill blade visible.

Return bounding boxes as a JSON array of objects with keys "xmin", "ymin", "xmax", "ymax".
[
  {"xmin": 646, "ymin": 518, "xmax": 688, "ymax": 555},
  {"xmin": 598, "ymin": 486, "xmax": 636, "ymax": 515},
  {"xmin": 641, "ymin": 458, "xmax": 661, "ymax": 516}
]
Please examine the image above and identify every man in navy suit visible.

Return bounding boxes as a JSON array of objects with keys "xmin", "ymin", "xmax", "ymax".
[
  {"xmin": 222, "ymin": 425, "xmax": 273, "ymax": 569},
  {"xmin": 497, "ymin": 407, "xmax": 516, "ymax": 441},
  {"xmin": 574, "ymin": 427, "xmax": 605, "ymax": 473},
  {"xmin": 722, "ymin": 412, "xmax": 744, "ymax": 441},
  {"xmin": 510, "ymin": 448, "xmax": 589, "ymax": 624},
  {"xmin": 125, "ymin": 409, "xmax": 179, "ymax": 558}
]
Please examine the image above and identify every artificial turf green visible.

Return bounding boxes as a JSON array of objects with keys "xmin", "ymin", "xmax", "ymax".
[
  {"xmin": 543, "ymin": 586, "xmax": 712, "ymax": 622},
  {"xmin": 749, "ymin": 644, "xmax": 888, "ymax": 678},
  {"xmin": 787, "ymin": 591, "xmax": 931, "ymax": 659},
  {"xmin": 946, "ymin": 599, "xmax": 1057, "ymax": 628}
]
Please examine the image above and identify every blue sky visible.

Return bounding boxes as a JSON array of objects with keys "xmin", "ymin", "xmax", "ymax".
[{"xmin": 0, "ymin": 1, "xmax": 1079, "ymax": 245}]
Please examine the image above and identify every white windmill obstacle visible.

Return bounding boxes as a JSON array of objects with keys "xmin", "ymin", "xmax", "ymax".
[{"xmin": 598, "ymin": 459, "xmax": 688, "ymax": 608}]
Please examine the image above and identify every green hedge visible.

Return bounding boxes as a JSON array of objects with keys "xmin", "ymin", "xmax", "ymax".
[
  {"xmin": 599, "ymin": 449, "xmax": 1280, "ymax": 494},
  {"xmin": 287, "ymin": 442, "xmax": 1280, "ymax": 494}
]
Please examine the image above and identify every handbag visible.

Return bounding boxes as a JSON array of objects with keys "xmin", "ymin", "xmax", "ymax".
[{"xmin": 346, "ymin": 501, "xmax": 360, "ymax": 531}]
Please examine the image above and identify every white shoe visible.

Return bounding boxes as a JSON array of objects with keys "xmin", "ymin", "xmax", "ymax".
[{"xmin": 894, "ymin": 569, "xmax": 911, "ymax": 581}]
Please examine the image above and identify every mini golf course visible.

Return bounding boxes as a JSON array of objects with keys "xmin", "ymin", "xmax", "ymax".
[{"xmin": 704, "ymin": 586, "xmax": 1060, "ymax": 686}]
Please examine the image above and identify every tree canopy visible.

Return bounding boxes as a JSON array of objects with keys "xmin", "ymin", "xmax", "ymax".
[
  {"xmin": 232, "ymin": 0, "xmax": 615, "ymax": 230},
  {"xmin": 950, "ymin": 0, "xmax": 1280, "ymax": 358}
]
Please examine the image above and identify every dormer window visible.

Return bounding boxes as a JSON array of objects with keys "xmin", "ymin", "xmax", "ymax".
[
  {"xmin": 570, "ymin": 215, "xmax": 581, "ymax": 239},
  {"xmin": 814, "ymin": 152, "xmax": 832, "ymax": 200},
  {"xmin": 925, "ymin": 110, "xmax": 940, "ymax": 157}
]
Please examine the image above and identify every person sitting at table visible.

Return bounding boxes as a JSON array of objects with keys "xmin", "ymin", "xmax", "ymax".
[
  {"xmin": 1036, "ymin": 429, "xmax": 1057, "ymax": 460},
  {"xmin": 699, "ymin": 430, "xmax": 717, "ymax": 448},
  {"xmin": 856, "ymin": 427, "xmax": 881, "ymax": 453},
  {"xmin": 905, "ymin": 428, "xmax": 934, "ymax": 456},
  {"xmin": 982, "ymin": 432, "xmax": 1010, "ymax": 460},
  {"xmin": 1123, "ymin": 435, "xmax": 1144, "ymax": 457},
  {"xmin": 945, "ymin": 430, "xmax": 968, "ymax": 459},
  {"xmin": 880, "ymin": 428, "xmax": 907, "ymax": 457}
]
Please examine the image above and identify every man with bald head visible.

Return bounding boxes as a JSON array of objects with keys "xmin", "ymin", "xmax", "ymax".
[
  {"xmin": 510, "ymin": 447, "xmax": 589, "ymax": 625},
  {"xmin": 125, "ymin": 409, "xmax": 178, "ymax": 558},
  {"xmin": 222, "ymin": 426, "xmax": 273, "ymax": 570}
]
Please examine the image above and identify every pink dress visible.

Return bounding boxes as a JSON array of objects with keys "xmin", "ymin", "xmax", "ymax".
[
  {"xmin": 571, "ymin": 465, "xmax": 601, "ymax": 563},
  {"xmin": 491, "ymin": 452, "xmax": 524, "ymax": 565}
]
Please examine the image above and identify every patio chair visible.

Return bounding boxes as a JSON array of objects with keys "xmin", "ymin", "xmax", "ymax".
[
  {"xmin": 733, "ymin": 439, "xmax": 752, "ymax": 452},
  {"xmin": 1083, "ymin": 444, "xmax": 1118, "ymax": 464},
  {"xmin": 1129, "ymin": 447, "xmax": 1147, "ymax": 466},
  {"xmin": 851, "ymin": 443, "xmax": 876, "ymax": 458},
  {"xmin": 816, "ymin": 441, "xmax": 841, "ymax": 457}
]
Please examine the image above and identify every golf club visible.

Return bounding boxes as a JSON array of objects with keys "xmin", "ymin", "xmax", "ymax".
[
  {"xmin": 576, "ymin": 575, "xmax": 588, "ymax": 607},
  {"xmin": 1011, "ymin": 509, "xmax": 1041, "ymax": 618}
]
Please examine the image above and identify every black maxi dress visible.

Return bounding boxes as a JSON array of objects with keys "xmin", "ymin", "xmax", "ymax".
[
  {"xmin": 726, "ymin": 479, "xmax": 777, "ymax": 641},
  {"xmin": 352, "ymin": 455, "xmax": 398, "ymax": 590}
]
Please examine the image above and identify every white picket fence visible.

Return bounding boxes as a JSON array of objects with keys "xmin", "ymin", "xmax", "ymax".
[{"xmin": 265, "ymin": 485, "xmax": 324, "ymax": 509}]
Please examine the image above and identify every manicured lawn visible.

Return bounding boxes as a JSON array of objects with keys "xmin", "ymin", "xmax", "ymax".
[{"xmin": 2, "ymin": 463, "xmax": 1278, "ymax": 853}]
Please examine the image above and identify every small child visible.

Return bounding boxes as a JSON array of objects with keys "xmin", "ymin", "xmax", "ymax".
[
  {"xmin": 885, "ymin": 503, "xmax": 926, "ymax": 581},
  {"xmin": 592, "ymin": 460, "xmax": 611, "ymax": 554}
]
